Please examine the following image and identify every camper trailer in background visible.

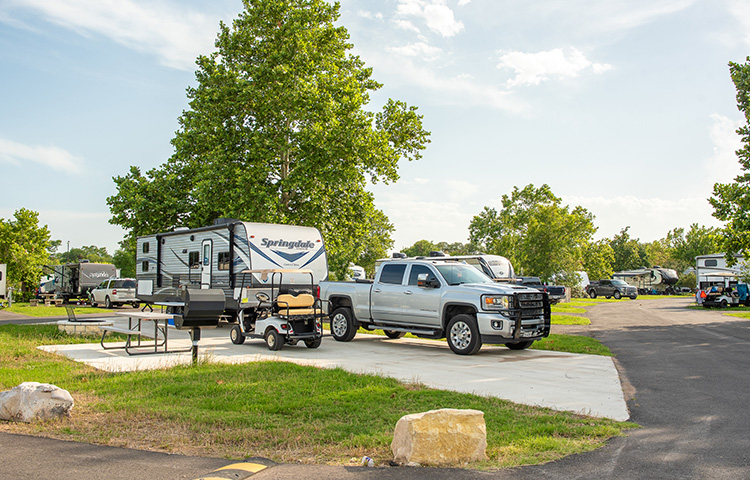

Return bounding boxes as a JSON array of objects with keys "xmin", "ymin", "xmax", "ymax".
[
  {"xmin": 695, "ymin": 253, "xmax": 745, "ymax": 290},
  {"xmin": 613, "ymin": 267, "xmax": 679, "ymax": 294},
  {"xmin": 135, "ymin": 219, "xmax": 328, "ymax": 320},
  {"xmin": 47, "ymin": 261, "xmax": 116, "ymax": 302}
]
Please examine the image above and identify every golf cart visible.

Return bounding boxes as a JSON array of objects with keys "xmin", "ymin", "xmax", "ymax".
[{"xmin": 230, "ymin": 269, "xmax": 324, "ymax": 350}]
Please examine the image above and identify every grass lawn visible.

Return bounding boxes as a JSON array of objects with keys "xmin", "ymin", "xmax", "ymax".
[
  {"xmin": 1, "ymin": 303, "xmax": 110, "ymax": 317},
  {"xmin": 0, "ymin": 324, "xmax": 634, "ymax": 468}
]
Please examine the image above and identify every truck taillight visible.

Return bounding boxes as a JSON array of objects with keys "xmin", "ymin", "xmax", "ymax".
[{"xmin": 112, "ymin": 289, "xmax": 117, "ymax": 295}]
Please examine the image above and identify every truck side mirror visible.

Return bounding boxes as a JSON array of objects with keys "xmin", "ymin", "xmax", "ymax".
[{"xmin": 417, "ymin": 273, "xmax": 439, "ymax": 288}]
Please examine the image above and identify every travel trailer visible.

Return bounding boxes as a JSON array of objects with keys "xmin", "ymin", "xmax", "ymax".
[
  {"xmin": 613, "ymin": 266, "xmax": 679, "ymax": 294},
  {"xmin": 46, "ymin": 261, "xmax": 117, "ymax": 302},
  {"xmin": 135, "ymin": 219, "xmax": 328, "ymax": 320},
  {"xmin": 695, "ymin": 253, "xmax": 745, "ymax": 290}
]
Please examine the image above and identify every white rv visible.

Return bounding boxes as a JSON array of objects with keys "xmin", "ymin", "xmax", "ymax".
[
  {"xmin": 613, "ymin": 266, "xmax": 679, "ymax": 294},
  {"xmin": 136, "ymin": 219, "xmax": 328, "ymax": 319},
  {"xmin": 695, "ymin": 253, "xmax": 745, "ymax": 290}
]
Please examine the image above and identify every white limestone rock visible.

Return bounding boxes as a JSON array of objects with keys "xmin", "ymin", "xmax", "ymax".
[
  {"xmin": 391, "ymin": 408, "xmax": 487, "ymax": 466},
  {"xmin": 0, "ymin": 382, "xmax": 74, "ymax": 423}
]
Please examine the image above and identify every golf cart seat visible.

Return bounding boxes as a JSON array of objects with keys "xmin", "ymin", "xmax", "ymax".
[{"xmin": 275, "ymin": 293, "xmax": 318, "ymax": 318}]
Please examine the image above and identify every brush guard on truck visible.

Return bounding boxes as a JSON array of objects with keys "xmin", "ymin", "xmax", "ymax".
[{"xmin": 510, "ymin": 291, "xmax": 551, "ymax": 340}]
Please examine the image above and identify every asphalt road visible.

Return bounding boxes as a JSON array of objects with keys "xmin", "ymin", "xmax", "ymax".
[{"xmin": 2, "ymin": 298, "xmax": 749, "ymax": 479}]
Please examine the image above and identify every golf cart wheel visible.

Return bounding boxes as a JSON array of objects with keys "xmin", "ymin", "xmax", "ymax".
[
  {"xmin": 506, "ymin": 340, "xmax": 534, "ymax": 350},
  {"xmin": 720, "ymin": 299, "xmax": 728, "ymax": 308},
  {"xmin": 265, "ymin": 328, "xmax": 284, "ymax": 351},
  {"xmin": 384, "ymin": 330, "xmax": 405, "ymax": 339},
  {"xmin": 230, "ymin": 325, "xmax": 245, "ymax": 345},
  {"xmin": 305, "ymin": 337, "xmax": 322, "ymax": 349}
]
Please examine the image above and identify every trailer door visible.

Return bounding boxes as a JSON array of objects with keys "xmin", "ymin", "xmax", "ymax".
[{"xmin": 201, "ymin": 239, "xmax": 212, "ymax": 289}]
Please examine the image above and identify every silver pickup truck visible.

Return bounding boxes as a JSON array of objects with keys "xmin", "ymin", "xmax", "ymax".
[{"xmin": 319, "ymin": 258, "xmax": 551, "ymax": 355}]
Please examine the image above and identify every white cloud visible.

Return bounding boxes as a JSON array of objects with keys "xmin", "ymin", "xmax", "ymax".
[
  {"xmin": 387, "ymin": 41, "xmax": 442, "ymax": 60},
  {"xmin": 396, "ymin": 0, "xmax": 464, "ymax": 37},
  {"xmin": 497, "ymin": 47, "xmax": 612, "ymax": 88},
  {"xmin": 726, "ymin": 0, "xmax": 750, "ymax": 46},
  {"xmin": 3, "ymin": 0, "xmax": 227, "ymax": 70},
  {"xmin": 358, "ymin": 10, "xmax": 384, "ymax": 21},
  {"xmin": 0, "ymin": 137, "xmax": 84, "ymax": 174},
  {"xmin": 704, "ymin": 113, "xmax": 743, "ymax": 186}
]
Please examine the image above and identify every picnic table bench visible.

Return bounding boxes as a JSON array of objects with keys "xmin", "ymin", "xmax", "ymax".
[{"xmin": 99, "ymin": 311, "xmax": 190, "ymax": 356}]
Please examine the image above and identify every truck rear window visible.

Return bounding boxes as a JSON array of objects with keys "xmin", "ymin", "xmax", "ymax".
[{"xmin": 379, "ymin": 264, "xmax": 406, "ymax": 284}]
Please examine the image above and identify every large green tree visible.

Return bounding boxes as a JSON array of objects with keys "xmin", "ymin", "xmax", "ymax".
[
  {"xmin": 711, "ymin": 57, "xmax": 750, "ymax": 262},
  {"xmin": 108, "ymin": 0, "xmax": 429, "ymax": 278},
  {"xmin": 608, "ymin": 227, "xmax": 649, "ymax": 272},
  {"xmin": 0, "ymin": 208, "xmax": 53, "ymax": 294},
  {"xmin": 55, "ymin": 245, "xmax": 113, "ymax": 264},
  {"xmin": 665, "ymin": 224, "xmax": 720, "ymax": 271},
  {"xmin": 468, "ymin": 184, "xmax": 596, "ymax": 283}
]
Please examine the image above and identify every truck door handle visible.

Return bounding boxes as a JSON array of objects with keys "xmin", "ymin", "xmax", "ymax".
[
  {"xmin": 373, "ymin": 288, "xmax": 381, "ymax": 293},
  {"xmin": 404, "ymin": 290, "xmax": 413, "ymax": 295}
]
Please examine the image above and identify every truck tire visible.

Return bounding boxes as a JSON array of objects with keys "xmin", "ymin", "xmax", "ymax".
[
  {"xmin": 265, "ymin": 328, "xmax": 284, "ymax": 351},
  {"xmin": 330, "ymin": 307, "xmax": 358, "ymax": 342},
  {"xmin": 613, "ymin": 291, "xmax": 621, "ymax": 300},
  {"xmin": 384, "ymin": 330, "xmax": 405, "ymax": 339},
  {"xmin": 589, "ymin": 290, "xmax": 597, "ymax": 299},
  {"xmin": 506, "ymin": 340, "xmax": 534, "ymax": 350},
  {"xmin": 230, "ymin": 325, "xmax": 245, "ymax": 345},
  {"xmin": 446, "ymin": 314, "xmax": 482, "ymax": 355},
  {"xmin": 105, "ymin": 296, "xmax": 112, "ymax": 309}
]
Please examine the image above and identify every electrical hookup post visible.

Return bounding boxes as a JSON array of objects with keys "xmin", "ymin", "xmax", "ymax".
[{"xmin": 190, "ymin": 328, "xmax": 200, "ymax": 365}]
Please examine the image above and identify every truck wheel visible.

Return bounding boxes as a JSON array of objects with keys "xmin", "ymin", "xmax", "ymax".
[
  {"xmin": 330, "ymin": 308, "xmax": 358, "ymax": 342},
  {"xmin": 629, "ymin": 295, "xmax": 637, "ymax": 300},
  {"xmin": 589, "ymin": 290, "xmax": 597, "ymax": 299},
  {"xmin": 384, "ymin": 330, "xmax": 405, "ymax": 339},
  {"xmin": 613, "ymin": 291, "xmax": 621, "ymax": 300},
  {"xmin": 265, "ymin": 328, "xmax": 284, "ymax": 351},
  {"xmin": 305, "ymin": 337, "xmax": 322, "ymax": 349},
  {"xmin": 230, "ymin": 325, "xmax": 245, "ymax": 345},
  {"xmin": 446, "ymin": 314, "xmax": 482, "ymax": 355},
  {"xmin": 105, "ymin": 296, "xmax": 112, "ymax": 309}
]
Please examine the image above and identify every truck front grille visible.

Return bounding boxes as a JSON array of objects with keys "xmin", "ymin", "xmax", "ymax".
[{"xmin": 515, "ymin": 292, "xmax": 547, "ymax": 319}]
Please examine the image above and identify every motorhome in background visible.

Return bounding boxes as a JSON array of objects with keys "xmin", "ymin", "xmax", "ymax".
[
  {"xmin": 695, "ymin": 253, "xmax": 745, "ymax": 290},
  {"xmin": 135, "ymin": 219, "xmax": 328, "ymax": 318},
  {"xmin": 613, "ymin": 267, "xmax": 679, "ymax": 294},
  {"xmin": 48, "ymin": 261, "xmax": 116, "ymax": 302}
]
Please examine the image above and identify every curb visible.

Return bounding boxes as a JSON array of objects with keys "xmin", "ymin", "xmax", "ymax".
[{"xmin": 194, "ymin": 458, "xmax": 275, "ymax": 480}]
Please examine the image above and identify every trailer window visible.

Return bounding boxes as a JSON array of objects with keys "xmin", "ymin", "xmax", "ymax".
[
  {"xmin": 704, "ymin": 259, "xmax": 718, "ymax": 267},
  {"xmin": 189, "ymin": 251, "xmax": 200, "ymax": 269},
  {"xmin": 218, "ymin": 251, "xmax": 230, "ymax": 271},
  {"xmin": 379, "ymin": 264, "xmax": 406, "ymax": 285},
  {"xmin": 142, "ymin": 242, "xmax": 150, "ymax": 254},
  {"xmin": 141, "ymin": 261, "xmax": 149, "ymax": 272}
]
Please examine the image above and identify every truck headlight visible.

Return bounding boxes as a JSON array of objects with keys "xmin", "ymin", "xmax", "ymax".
[{"xmin": 482, "ymin": 294, "xmax": 512, "ymax": 311}]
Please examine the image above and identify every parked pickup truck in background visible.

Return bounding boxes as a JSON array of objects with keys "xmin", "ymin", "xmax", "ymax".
[
  {"xmin": 319, "ymin": 257, "xmax": 551, "ymax": 355},
  {"xmin": 585, "ymin": 279, "xmax": 638, "ymax": 300},
  {"xmin": 517, "ymin": 276, "xmax": 567, "ymax": 304}
]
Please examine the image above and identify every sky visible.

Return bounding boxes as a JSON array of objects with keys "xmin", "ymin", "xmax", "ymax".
[{"xmin": 1, "ymin": 0, "xmax": 749, "ymax": 256}]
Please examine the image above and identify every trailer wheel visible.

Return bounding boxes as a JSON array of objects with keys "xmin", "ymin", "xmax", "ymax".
[
  {"xmin": 613, "ymin": 291, "xmax": 622, "ymax": 300},
  {"xmin": 265, "ymin": 328, "xmax": 283, "ymax": 351},
  {"xmin": 305, "ymin": 337, "xmax": 322, "ymax": 349},
  {"xmin": 384, "ymin": 330, "xmax": 405, "ymax": 339},
  {"xmin": 330, "ymin": 307, "xmax": 357, "ymax": 342},
  {"xmin": 506, "ymin": 340, "xmax": 534, "ymax": 350},
  {"xmin": 446, "ymin": 314, "xmax": 482, "ymax": 355},
  {"xmin": 230, "ymin": 325, "xmax": 245, "ymax": 345}
]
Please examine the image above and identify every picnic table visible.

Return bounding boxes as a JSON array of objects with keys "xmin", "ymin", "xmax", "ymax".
[{"xmin": 99, "ymin": 311, "xmax": 191, "ymax": 356}]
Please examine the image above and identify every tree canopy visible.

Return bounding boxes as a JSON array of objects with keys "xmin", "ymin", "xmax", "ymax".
[
  {"xmin": 107, "ymin": 0, "xmax": 429, "ymax": 278},
  {"xmin": 0, "ymin": 208, "xmax": 53, "ymax": 293},
  {"xmin": 469, "ymin": 184, "xmax": 596, "ymax": 283},
  {"xmin": 711, "ymin": 57, "xmax": 750, "ymax": 262}
]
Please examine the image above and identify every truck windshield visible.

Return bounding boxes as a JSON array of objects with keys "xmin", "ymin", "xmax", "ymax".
[{"xmin": 435, "ymin": 264, "xmax": 493, "ymax": 286}]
